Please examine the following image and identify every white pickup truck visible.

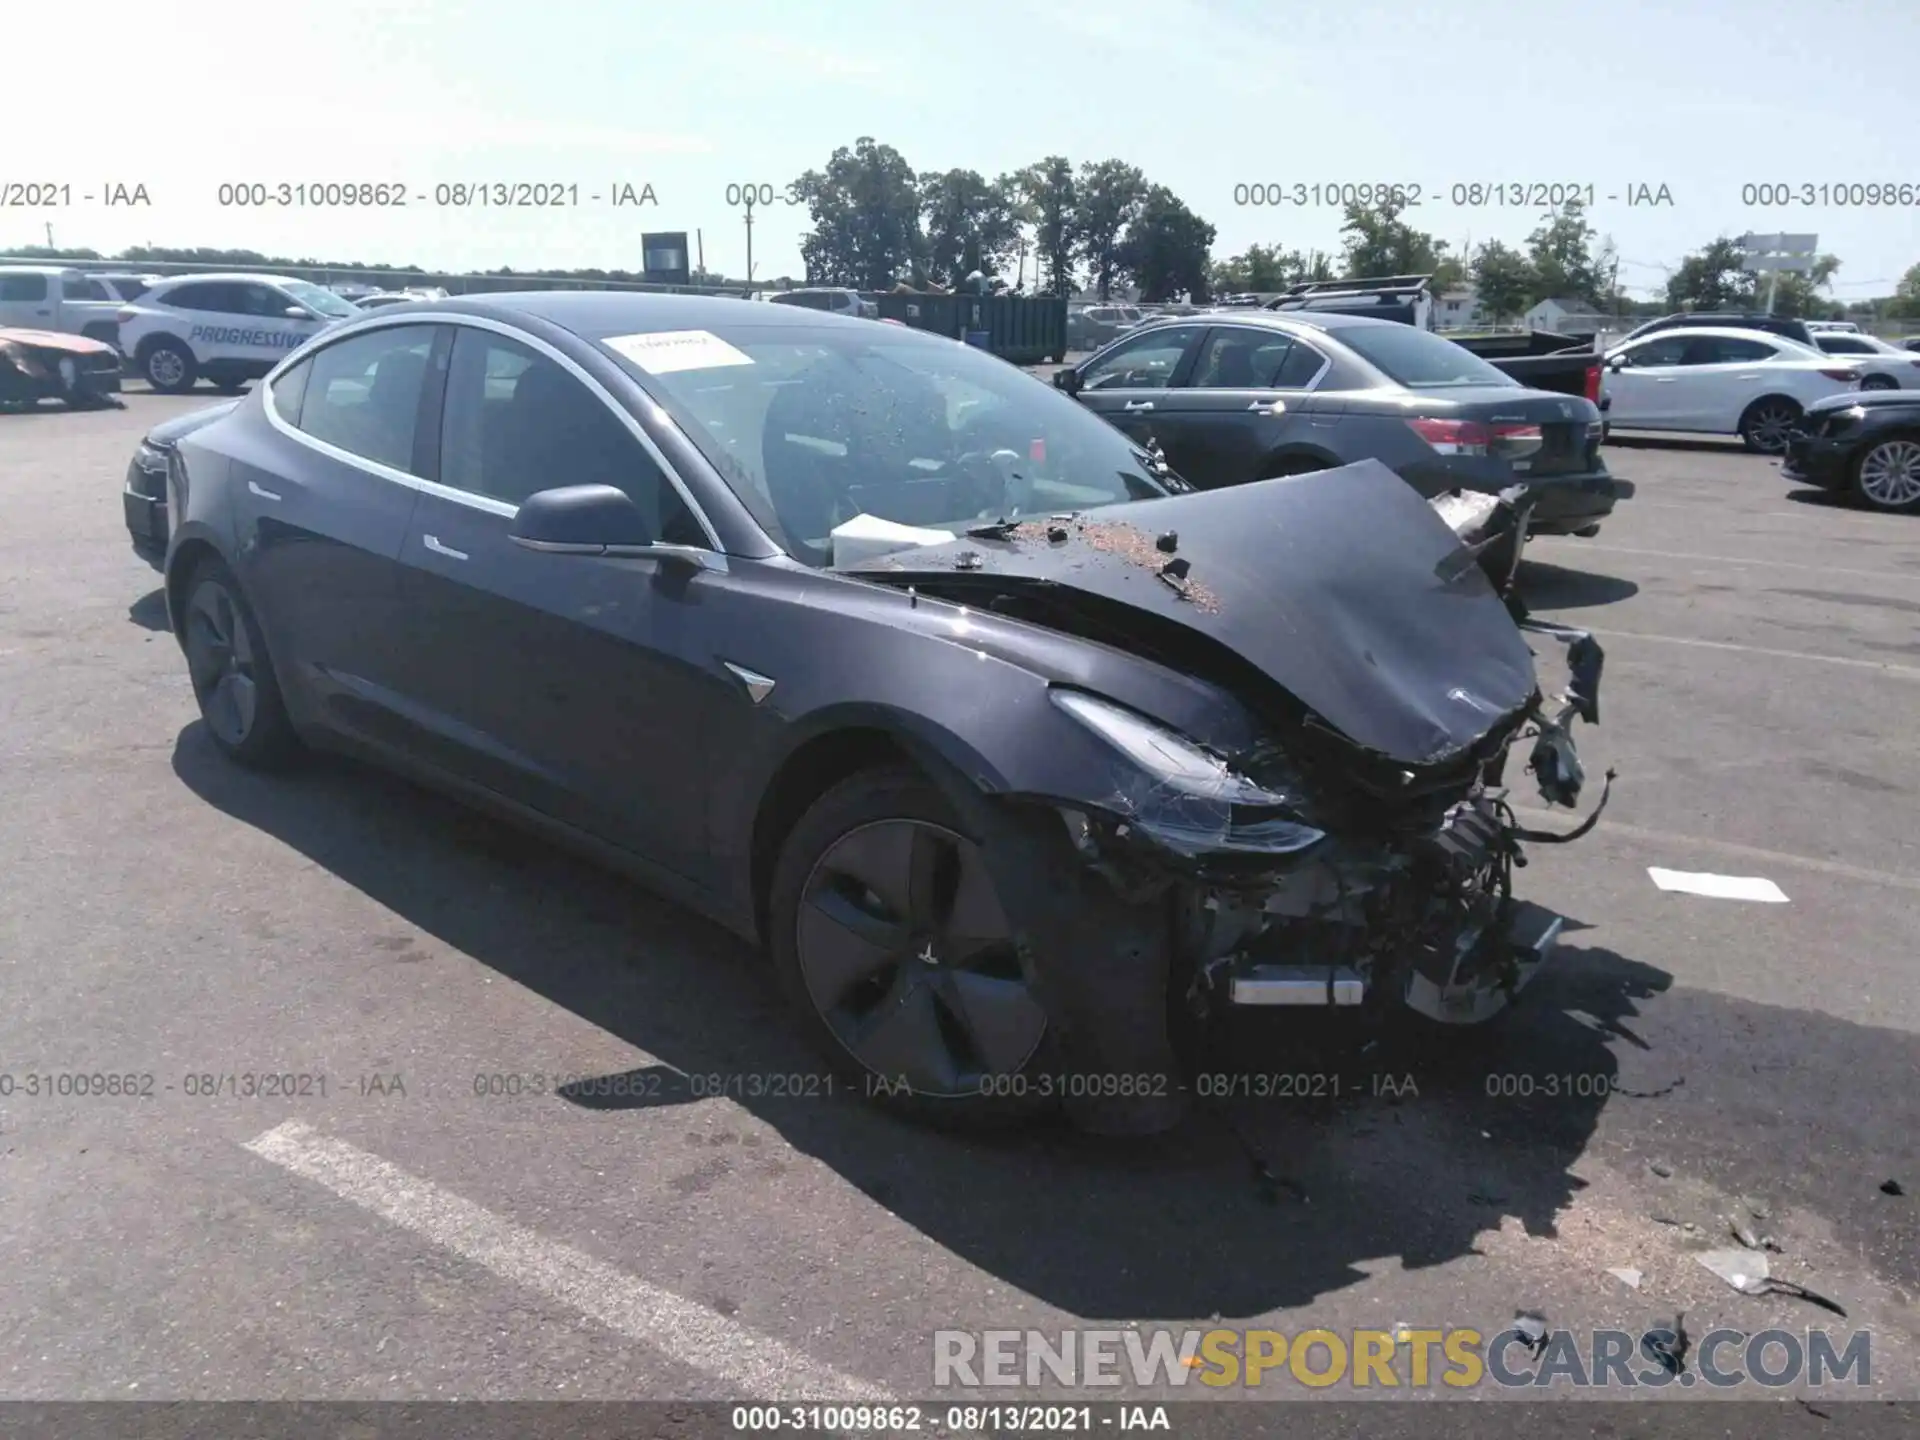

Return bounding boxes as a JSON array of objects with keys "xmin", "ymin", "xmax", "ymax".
[{"xmin": 0, "ymin": 266, "xmax": 127, "ymax": 348}]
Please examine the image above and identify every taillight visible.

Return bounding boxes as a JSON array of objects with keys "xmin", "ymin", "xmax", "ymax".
[
  {"xmin": 1583, "ymin": 364, "xmax": 1602, "ymax": 403},
  {"xmin": 116, "ymin": 308, "xmax": 135, "ymax": 324},
  {"xmin": 1817, "ymin": 367, "xmax": 1860, "ymax": 382},
  {"xmin": 1406, "ymin": 417, "xmax": 1491, "ymax": 455}
]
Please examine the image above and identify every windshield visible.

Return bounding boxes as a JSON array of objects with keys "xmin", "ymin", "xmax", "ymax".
[
  {"xmin": 281, "ymin": 280, "xmax": 359, "ymax": 319},
  {"xmin": 1338, "ymin": 324, "xmax": 1518, "ymax": 388},
  {"xmin": 599, "ymin": 325, "xmax": 1175, "ymax": 567}
]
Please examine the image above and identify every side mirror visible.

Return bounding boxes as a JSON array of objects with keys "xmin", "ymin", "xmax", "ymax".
[
  {"xmin": 510, "ymin": 484, "xmax": 654, "ymax": 554},
  {"xmin": 285, "ymin": 307, "xmax": 312, "ymax": 320},
  {"xmin": 1607, "ymin": 354, "xmax": 1626, "ymax": 372},
  {"xmin": 1053, "ymin": 366, "xmax": 1082, "ymax": 396}
]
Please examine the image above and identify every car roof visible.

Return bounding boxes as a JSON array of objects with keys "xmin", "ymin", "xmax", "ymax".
[
  {"xmin": 399, "ymin": 290, "xmax": 879, "ymax": 340},
  {"xmin": 1134, "ymin": 308, "xmax": 1399, "ymax": 336},
  {"xmin": 0, "ymin": 264, "xmax": 78, "ymax": 276},
  {"xmin": 147, "ymin": 272, "xmax": 312, "ymax": 288},
  {"xmin": 1619, "ymin": 326, "xmax": 1799, "ymax": 345}
]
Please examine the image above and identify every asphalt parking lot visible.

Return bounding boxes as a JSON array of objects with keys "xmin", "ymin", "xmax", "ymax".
[{"xmin": 3, "ymin": 385, "xmax": 1918, "ymax": 1409}]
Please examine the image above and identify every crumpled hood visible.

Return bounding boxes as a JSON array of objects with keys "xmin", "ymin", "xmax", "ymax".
[
  {"xmin": 847, "ymin": 459, "xmax": 1541, "ymax": 765},
  {"xmin": 0, "ymin": 327, "xmax": 116, "ymax": 355}
]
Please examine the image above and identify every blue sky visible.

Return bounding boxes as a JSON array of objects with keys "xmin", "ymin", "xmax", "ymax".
[{"xmin": 11, "ymin": 0, "xmax": 1918, "ymax": 297}]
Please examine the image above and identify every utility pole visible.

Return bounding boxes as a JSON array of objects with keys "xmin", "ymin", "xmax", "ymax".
[
  {"xmin": 741, "ymin": 192, "xmax": 756, "ymax": 286},
  {"xmin": 45, "ymin": 222, "xmax": 54, "ymax": 248}
]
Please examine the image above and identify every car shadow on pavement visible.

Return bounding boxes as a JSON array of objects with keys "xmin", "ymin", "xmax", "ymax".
[
  {"xmin": 1603, "ymin": 433, "xmax": 1748, "ymax": 454},
  {"xmin": 128, "ymin": 588, "xmax": 169, "ymax": 630},
  {"xmin": 1514, "ymin": 560, "xmax": 1638, "ymax": 610},
  {"xmin": 170, "ymin": 724, "xmax": 1917, "ymax": 1319}
]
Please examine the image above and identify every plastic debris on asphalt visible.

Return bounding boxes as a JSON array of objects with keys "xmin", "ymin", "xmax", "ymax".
[
  {"xmin": 1607, "ymin": 1267, "xmax": 1643, "ymax": 1290},
  {"xmin": 1647, "ymin": 868, "xmax": 1789, "ymax": 902}
]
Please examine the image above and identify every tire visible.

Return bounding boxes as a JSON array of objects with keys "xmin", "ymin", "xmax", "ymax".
[
  {"xmin": 179, "ymin": 557, "xmax": 304, "ymax": 770},
  {"xmin": 212, "ymin": 379, "xmax": 248, "ymax": 395},
  {"xmin": 1737, "ymin": 396, "xmax": 1802, "ymax": 454},
  {"xmin": 143, "ymin": 339, "xmax": 198, "ymax": 394},
  {"xmin": 1860, "ymin": 374, "xmax": 1898, "ymax": 392},
  {"xmin": 1851, "ymin": 435, "xmax": 1920, "ymax": 514},
  {"xmin": 767, "ymin": 764, "xmax": 1054, "ymax": 1128}
]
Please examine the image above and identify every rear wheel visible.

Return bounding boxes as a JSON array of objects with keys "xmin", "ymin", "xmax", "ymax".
[
  {"xmin": 1738, "ymin": 396, "xmax": 1801, "ymax": 454},
  {"xmin": 180, "ymin": 559, "xmax": 303, "ymax": 769},
  {"xmin": 1860, "ymin": 374, "xmax": 1898, "ymax": 393},
  {"xmin": 768, "ymin": 765, "xmax": 1053, "ymax": 1127},
  {"xmin": 1852, "ymin": 437, "xmax": 1920, "ymax": 514}
]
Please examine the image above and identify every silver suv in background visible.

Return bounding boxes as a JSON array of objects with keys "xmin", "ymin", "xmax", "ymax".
[{"xmin": 767, "ymin": 287, "xmax": 879, "ymax": 319}]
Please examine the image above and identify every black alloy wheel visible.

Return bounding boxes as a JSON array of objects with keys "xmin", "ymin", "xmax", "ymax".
[
  {"xmin": 770, "ymin": 767, "xmax": 1050, "ymax": 1115},
  {"xmin": 181, "ymin": 561, "xmax": 302, "ymax": 768}
]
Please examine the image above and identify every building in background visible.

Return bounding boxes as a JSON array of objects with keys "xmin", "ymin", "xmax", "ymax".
[{"xmin": 1527, "ymin": 296, "xmax": 1610, "ymax": 334}]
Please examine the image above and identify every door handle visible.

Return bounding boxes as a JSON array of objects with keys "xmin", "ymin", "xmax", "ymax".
[
  {"xmin": 1123, "ymin": 400, "xmax": 1154, "ymax": 411},
  {"xmin": 423, "ymin": 534, "xmax": 468, "ymax": 560},
  {"xmin": 247, "ymin": 480, "xmax": 282, "ymax": 501},
  {"xmin": 1654, "ymin": 377, "xmax": 1677, "ymax": 384},
  {"xmin": 1247, "ymin": 400, "xmax": 1287, "ymax": 413}
]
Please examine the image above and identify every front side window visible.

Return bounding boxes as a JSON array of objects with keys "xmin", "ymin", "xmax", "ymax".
[
  {"xmin": 280, "ymin": 279, "xmax": 359, "ymax": 319},
  {"xmin": 64, "ymin": 276, "xmax": 110, "ymax": 301},
  {"xmin": 438, "ymin": 328, "xmax": 705, "ymax": 543},
  {"xmin": 1080, "ymin": 324, "xmax": 1203, "ymax": 390},
  {"xmin": 294, "ymin": 326, "xmax": 436, "ymax": 473},
  {"xmin": 1620, "ymin": 335, "xmax": 1689, "ymax": 367},
  {"xmin": 598, "ymin": 323, "xmax": 1172, "ymax": 567}
]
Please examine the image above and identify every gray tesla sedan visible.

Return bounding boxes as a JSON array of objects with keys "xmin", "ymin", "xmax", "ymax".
[{"xmin": 158, "ymin": 293, "xmax": 1603, "ymax": 1135}]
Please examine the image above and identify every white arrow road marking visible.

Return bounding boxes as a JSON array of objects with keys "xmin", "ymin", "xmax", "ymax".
[
  {"xmin": 243, "ymin": 1120, "xmax": 892, "ymax": 1401},
  {"xmin": 1647, "ymin": 868, "xmax": 1789, "ymax": 903}
]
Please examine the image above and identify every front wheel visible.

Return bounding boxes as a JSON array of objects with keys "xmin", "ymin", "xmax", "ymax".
[
  {"xmin": 1852, "ymin": 437, "xmax": 1920, "ymax": 514},
  {"xmin": 768, "ymin": 765, "xmax": 1054, "ymax": 1127},
  {"xmin": 180, "ymin": 559, "xmax": 304, "ymax": 769},
  {"xmin": 143, "ymin": 340, "xmax": 198, "ymax": 394}
]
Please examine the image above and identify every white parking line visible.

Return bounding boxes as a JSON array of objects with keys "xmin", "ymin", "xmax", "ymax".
[
  {"xmin": 243, "ymin": 1120, "xmax": 893, "ymax": 1402},
  {"xmin": 1576, "ymin": 626, "xmax": 1920, "ymax": 680},
  {"xmin": 1647, "ymin": 868, "xmax": 1789, "ymax": 903},
  {"xmin": 1513, "ymin": 808, "xmax": 1920, "ymax": 895},
  {"xmin": 1533, "ymin": 539, "xmax": 1920, "ymax": 585}
]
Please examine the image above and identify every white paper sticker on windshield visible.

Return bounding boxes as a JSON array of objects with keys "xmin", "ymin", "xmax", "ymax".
[{"xmin": 603, "ymin": 329, "xmax": 754, "ymax": 375}]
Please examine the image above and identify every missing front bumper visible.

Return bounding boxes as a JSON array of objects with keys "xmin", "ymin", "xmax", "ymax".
[{"xmin": 1223, "ymin": 901, "xmax": 1566, "ymax": 1022}]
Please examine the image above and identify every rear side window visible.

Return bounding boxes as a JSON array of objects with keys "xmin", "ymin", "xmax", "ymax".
[
  {"xmin": 0, "ymin": 273, "xmax": 49, "ymax": 302},
  {"xmin": 294, "ymin": 327, "xmax": 436, "ymax": 473},
  {"xmin": 1337, "ymin": 325, "xmax": 1516, "ymax": 388},
  {"xmin": 438, "ymin": 328, "xmax": 705, "ymax": 543},
  {"xmin": 1818, "ymin": 336, "xmax": 1874, "ymax": 354},
  {"xmin": 268, "ymin": 357, "xmax": 311, "ymax": 425},
  {"xmin": 1684, "ymin": 337, "xmax": 1776, "ymax": 364},
  {"xmin": 158, "ymin": 283, "xmax": 234, "ymax": 313}
]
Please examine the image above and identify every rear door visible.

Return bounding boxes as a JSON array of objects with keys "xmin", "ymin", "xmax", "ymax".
[
  {"xmin": 390, "ymin": 323, "xmax": 723, "ymax": 880},
  {"xmin": 1071, "ymin": 323, "xmax": 1205, "ymax": 448},
  {"xmin": 1603, "ymin": 333, "xmax": 1690, "ymax": 428},
  {"xmin": 0, "ymin": 271, "xmax": 53, "ymax": 328},
  {"xmin": 240, "ymin": 323, "xmax": 439, "ymax": 737},
  {"xmin": 1149, "ymin": 324, "xmax": 1334, "ymax": 487},
  {"xmin": 1677, "ymin": 334, "xmax": 1782, "ymax": 430}
]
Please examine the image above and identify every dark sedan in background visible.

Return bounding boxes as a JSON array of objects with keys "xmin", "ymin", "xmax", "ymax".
[
  {"xmin": 124, "ymin": 401, "xmax": 238, "ymax": 557},
  {"xmin": 1784, "ymin": 389, "xmax": 1920, "ymax": 513},
  {"xmin": 157, "ymin": 293, "xmax": 1601, "ymax": 1135},
  {"xmin": 1053, "ymin": 311, "xmax": 1627, "ymax": 538}
]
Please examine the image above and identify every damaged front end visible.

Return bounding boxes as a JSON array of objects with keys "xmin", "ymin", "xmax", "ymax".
[{"xmin": 852, "ymin": 464, "xmax": 1614, "ymax": 1132}]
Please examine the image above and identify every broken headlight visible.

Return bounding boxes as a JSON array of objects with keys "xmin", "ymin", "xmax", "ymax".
[{"xmin": 1049, "ymin": 689, "xmax": 1326, "ymax": 859}]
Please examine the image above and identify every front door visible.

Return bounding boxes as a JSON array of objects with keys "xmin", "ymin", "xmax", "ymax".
[
  {"xmin": 392, "ymin": 324, "xmax": 724, "ymax": 881},
  {"xmin": 1072, "ymin": 323, "xmax": 1206, "ymax": 450},
  {"xmin": 1148, "ymin": 325, "xmax": 1337, "ymax": 488},
  {"xmin": 1603, "ymin": 333, "xmax": 1691, "ymax": 428}
]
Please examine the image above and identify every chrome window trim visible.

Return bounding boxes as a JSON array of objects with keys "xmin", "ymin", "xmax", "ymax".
[{"xmin": 259, "ymin": 310, "xmax": 725, "ymax": 550}]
